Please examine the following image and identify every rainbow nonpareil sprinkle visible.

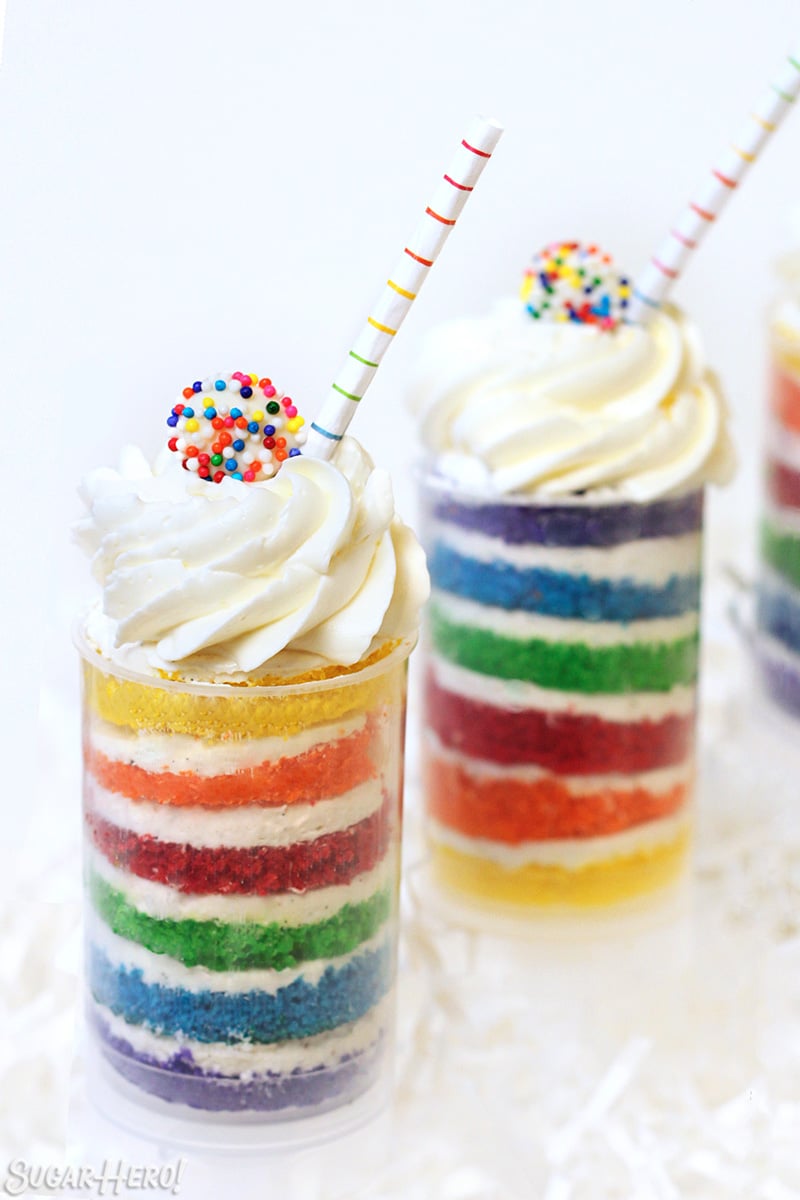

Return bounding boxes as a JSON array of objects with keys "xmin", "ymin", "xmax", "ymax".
[
  {"xmin": 520, "ymin": 242, "xmax": 631, "ymax": 331},
  {"xmin": 166, "ymin": 373, "xmax": 307, "ymax": 483}
]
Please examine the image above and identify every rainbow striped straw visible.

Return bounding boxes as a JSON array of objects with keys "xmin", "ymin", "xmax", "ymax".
[
  {"xmin": 305, "ymin": 116, "xmax": 503, "ymax": 458},
  {"xmin": 629, "ymin": 49, "xmax": 800, "ymax": 325}
]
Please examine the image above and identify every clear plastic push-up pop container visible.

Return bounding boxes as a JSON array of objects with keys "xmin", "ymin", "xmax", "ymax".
[{"xmin": 72, "ymin": 116, "xmax": 501, "ymax": 1143}]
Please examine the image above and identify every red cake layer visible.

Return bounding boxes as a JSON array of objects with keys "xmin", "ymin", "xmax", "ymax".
[
  {"xmin": 425, "ymin": 748, "xmax": 689, "ymax": 842},
  {"xmin": 767, "ymin": 456, "xmax": 800, "ymax": 511},
  {"xmin": 86, "ymin": 798, "xmax": 391, "ymax": 895},
  {"xmin": 85, "ymin": 719, "xmax": 379, "ymax": 809},
  {"xmin": 426, "ymin": 674, "xmax": 694, "ymax": 775}
]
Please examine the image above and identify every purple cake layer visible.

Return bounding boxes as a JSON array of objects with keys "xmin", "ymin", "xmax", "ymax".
[
  {"xmin": 758, "ymin": 650, "xmax": 800, "ymax": 718},
  {"xmin": 93, "ymin": 1012, "xmax": 384, "ymax": 1114},
  {"xmin": 429, "ymin": 489, "xmax": 704, "ymax": 547}
]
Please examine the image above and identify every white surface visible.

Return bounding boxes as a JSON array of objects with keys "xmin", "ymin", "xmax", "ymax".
[{"xmin": 3, "ymin": 2, "xmax": 800, "ymax": 1196}]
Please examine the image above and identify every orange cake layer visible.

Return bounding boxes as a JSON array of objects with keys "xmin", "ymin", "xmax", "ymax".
[
  {"xmin": 772, "ymin": 364, "xmax": 800, "ymax": 434},
  {"xmin": 85, "ymin": 720, "xmax": 379, "ymax": 809},
  {"xmin": 425, "ymin": 752, "xmax": 689, "ymax": 842}
]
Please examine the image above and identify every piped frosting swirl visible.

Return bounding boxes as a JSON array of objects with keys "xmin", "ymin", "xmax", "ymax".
[
  {"xmin": 411, "ymin": 300, "xmax": 735, "ymax": 501},
  {"xmin": 76, "ymin": 438, "xmax": 428, "ymax": 678}
]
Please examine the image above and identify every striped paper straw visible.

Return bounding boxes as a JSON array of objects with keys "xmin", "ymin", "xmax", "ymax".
[
  {"xmin": 629, "ymin": 50, "xmax": 800, "ymax": 325},
  {"xmin": 305, "ymin": 116, "xmax": 503, "ymax": 458}
]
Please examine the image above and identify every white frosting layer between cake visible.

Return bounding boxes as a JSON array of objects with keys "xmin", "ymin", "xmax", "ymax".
[
  {"xmin": 90, "ymin": 919, "xmax": 390, "ymax": 994},
  {"xmin": 90, "ymin": 848, "xmax": 394, "ymax": 925},
  {"xmin": 86, "ymin": 777, "xmax": 386, "ymax": 849},
  {"xmin": 432, "ymin": 591, "xmax": 699, "ymax": 646},
  {"xmin": 428, "ymin": 521, "xmax": 703, "ymax": 583},
  {"xmin": 87, "ymin": 710, "xmax": 375, "ymax": 776},
  {"xmin": 93, "ymin": 996, "xmax": 390, "ymax": 1076},
  {"xmin": 765, "ymin": 419, "xmax": 800, "ymax": 473},
  {"xmin": 760, "ymin": 565, "xmax": 800, "ymax": 602},
  {"xmin": 755, "ymin": 630, "xmax": 800, "ymax": 674},
  {"xmin": 430, "ymin": 658, "xmax": 696, "ymax": 721},
  {"xmin": 425, "ymin": 731, "xmax": 695, "ymax": 793},
  {"xmin": 427, "ymin": 811, "xmax": 690, "ymax": 870},
  {"xmin": 763, "ymin": 502, "xmax": 800, "ymax": 536}
]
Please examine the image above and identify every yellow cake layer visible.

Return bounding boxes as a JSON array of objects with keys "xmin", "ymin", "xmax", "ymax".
[
  {"xmin": 773, "ymin": 338, "xmax": 800, "ymax": 377},
  {"xmin": 430, "ymin": 829, "xmax": 690, "ymax": 908},
  {"xmin": 82, "ymin": 643, "xmax": 405, "ymax": 739}
]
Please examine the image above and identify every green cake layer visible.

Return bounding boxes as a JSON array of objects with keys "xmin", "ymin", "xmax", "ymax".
[
  {"xmin": 429, "ymin": 606, "xmax": 699, "ymax": 694},
  {"xmin": 762, "ymin": 520, "xmax": 800, "ymax": 589},
  {"xmin": 90, "ymin": 872, "xmax": 392, "ymax": 972}
]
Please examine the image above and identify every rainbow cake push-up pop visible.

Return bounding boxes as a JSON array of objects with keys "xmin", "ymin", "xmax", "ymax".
[
  {"xmin": 75, "ymin": 117, "xmax": 501, "ymax": 1122},
  {"xmin": 413, "ymin": 46, "xmax": 800, "ymax": 914},
  {"xmin": 413, "ymin": 243, "xmax": 734, "ymax": 909},
  {"xmin": 757, "ymin": 249, "xmax": 800, "ymax": 717},
  {"xmin": 77, "ymin": 384, "xmax": 423, "ymax": 1117}
]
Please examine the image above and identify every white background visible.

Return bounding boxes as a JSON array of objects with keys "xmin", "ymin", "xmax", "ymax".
[{"xmin": 1, "ymin": 1, "xmax": 798, "ymax": 829}]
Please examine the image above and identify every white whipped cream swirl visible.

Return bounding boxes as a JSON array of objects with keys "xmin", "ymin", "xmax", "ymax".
[
  {"xmin": 411, "ymin": 300, "xmax": 735, "ymax": 500},
  {"xmin": 76, "ymin": 438, "xmax": 428, "ymax": 678}
]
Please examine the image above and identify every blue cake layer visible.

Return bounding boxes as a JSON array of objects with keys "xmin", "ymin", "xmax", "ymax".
[
  {"xmin": 757, "ymin": 584, "xmax": 800, "ymax": 656},
  {"xmin": 89, "ymin": 943, "xmax": 391, "ymax": 1044},
  {"xmin": 429, "ymin": 542, "xmax": 701, "ymax": 621}
]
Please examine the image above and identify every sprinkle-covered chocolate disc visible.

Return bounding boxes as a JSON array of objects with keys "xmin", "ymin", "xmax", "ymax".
[
  {"xmin": 166, "ymin": 373, "xmax": 307, "ymax": 483},
  {"xmin": 520, "ymin": 242, "xmax": 631, "ymax": 331}
]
